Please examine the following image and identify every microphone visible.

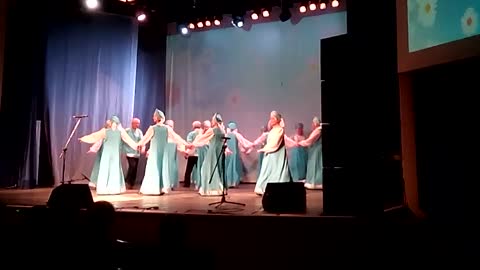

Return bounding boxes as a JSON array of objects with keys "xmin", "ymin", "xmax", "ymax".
[
  {"xmin": 73, "ymin": 115, "xmax": 88, "ymax": 118},
  {"xmin": 320, "ymin": 123, "xmax": 330, "ymax": 126},
  {"xmin": 221, "ymin": 136, "xmax": 231, "ymax": 140}
]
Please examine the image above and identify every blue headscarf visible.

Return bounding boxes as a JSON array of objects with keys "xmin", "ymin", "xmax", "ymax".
[
  {"xmin": 227, "ymin": 121, "xmax": 237, "ymax": 130},
  {"xmin": 110, "ymin": 115, "xmax": 121, "ymax": 125}
]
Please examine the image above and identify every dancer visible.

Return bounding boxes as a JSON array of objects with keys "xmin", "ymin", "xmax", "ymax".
[
  {"xmin": 87, "ymin": 120, "xmax": 112, "ymax": 188},
  {"xmin": 190, "ymin": 113, "xmax": 229, "ymax": 196},
  {"xmin": 124, "ymin": 118, "xmax": 144, "ymax": 189},
  {"xmin": 183, "ymin": 121, "xmax": 202, "ymax": 188},
  {"xmin": 137, "ymin": 109, "xmax": 188, "ymax": 195},
  {"xmin": 288, "ymin": 123, "xmax": 308, "ymax": 181},
  {"xmin": 79, "ymin": 116, "xmax": 138, "ymax": 195},
  {"xmin": 253, "ymin": 125, "xmax": 269, "ymax": 179},
  {"xmin": 225, "ymin": 121, "xmax": 253, "ymax": 187},
  {"xmin": 162, "ymin": 119, "xmax": 180, "ymax": 191},
  {"xmin": 193, "ymin": 120, "xmax": 211, "ymax": 190},
  {"xmin": 299, "ymin": 117, "xmax": 323, "ymax": 189},
  {"xmin": 254, "ymin": 111, "xmax": 293, "ymax": 195}
]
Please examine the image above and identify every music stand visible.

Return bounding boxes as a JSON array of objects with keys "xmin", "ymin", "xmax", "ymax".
[
  {"xmin": 208, "ymin": 137, "xmax": 245, "ymax": 208},
  {"xmin": 59, "ymin": 117, "xmax": 85, "ymax": 185}
]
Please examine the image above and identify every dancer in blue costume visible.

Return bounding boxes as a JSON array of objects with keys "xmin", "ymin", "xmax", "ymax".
[
  {"xmin": 288, "ymin": 123, "xmax": 308, "ymax": 181},
  {"xmin": 225, "ymin": 121, "xmax": 253, "ymax": 187},
  {"xmin": 253, "ymin": 125, "xmax": 269, "ymax": 179},
  {"xmin": 86, "ymin": 120, "xmax": 112, "ymax": 188},
  {"xmin": 299, "ymin": 117, "xmax": 323, "ymax": 189},
  {"xmin": 254, "ymin": 111, "xmax": 295, "ymax": 195},
  {"xmin": 162, "ymin": 119, "xmax": 181, "ymax": 191},
  {"xmin": 190, "ymin": 113, "xmax": 230, "ymax": 196},
  {"xmin": 193, "ymin": 120, "xmax": 210, "ymax": 190},
  {"xmin": 79, "ymin": 116, "xmax": 138, "ymax": 195},
  {"xmin": 138, "ymin": 109, "xmax": 189, "ymax": 195}
]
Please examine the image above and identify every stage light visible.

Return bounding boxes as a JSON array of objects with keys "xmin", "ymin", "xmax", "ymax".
[
  {"xmin": 197, "ymin": 21, "xmax": 204, "ymax": 28},
  {"xmin": 178, "ymin": 24, "xmax": 189, "ymax": 35},
  {"xmin": 309, "ymin": 2, "xmax": 317, "ymax": 11},
  {"xmin": 85, "ymin": 0, "xmax": 99, "ymax": 9},
  {"xmin": 299, "ymin": 5, "xmax": 307, "ymax": 13},
  {"xmin": 205, "ymin": 20, "xmax": 211, "ymax": 27},
  {"xmin": 262, "ymin": 9, "xmax": 270, "ymax": 17},
  {"xmin": 332, "ymin": 0, "xmax": 339, "ymax": 7},
  {"xmin": 137, "ymin": 13, "xmax": 146, "ymax": 22},
  {"xmin": 251, "ymin": 12, "xmax": 259, "ymax": 20},
  {"xmin": 188, "ymin": 23, "xmax": 195, "ymax": 29},
  {"xmin": 213, "ymin": 15, "xmax": 222, "ymax": 26},
  {"xmin": 231, "ymin": 15, "xmax": 244, "ymax": 28},
  {"xmin": 320, "ymin": 0, "xmax": 328, "ymax": 7}
]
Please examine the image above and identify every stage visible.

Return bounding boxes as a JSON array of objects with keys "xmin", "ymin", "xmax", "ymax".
[{"xmin": 0, "ymin": 183, "xmax": 323, "ymax": 216}]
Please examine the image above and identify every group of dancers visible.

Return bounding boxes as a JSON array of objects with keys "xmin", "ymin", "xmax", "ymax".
[{"xmin": 79, "ymin": 109, "xmax": 323, "ymax": 196}]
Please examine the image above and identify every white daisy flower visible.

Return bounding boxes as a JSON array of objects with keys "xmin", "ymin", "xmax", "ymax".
[
  {"xmin": 461, "ymin": 7, "xmax": 478, "ymax": 37},
  {"xmin": 416, "ymin": 0, "xmax": 437, "ymax": 27}
]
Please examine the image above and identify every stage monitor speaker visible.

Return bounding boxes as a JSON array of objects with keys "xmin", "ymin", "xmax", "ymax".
[
  {"xmin": 47, "ymin": 184, "xmax": 94, "ymax": 210},
  {"xmin": 262, "ymin": 182, "xmax": 306, "ymax": 213}
]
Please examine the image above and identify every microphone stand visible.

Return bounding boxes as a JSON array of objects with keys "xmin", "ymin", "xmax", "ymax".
[
  {"xmin": 208, "ymin": 137, "xmax": 245, "ymax": 208},
  {"xmin": 59, "ymin": 117, "xmax": 84, "ymax": 185}
]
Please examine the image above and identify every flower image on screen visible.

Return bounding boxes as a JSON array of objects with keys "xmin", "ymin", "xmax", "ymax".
[{"xmin": 408, "ymin": 0, "xmax": 479, "ymax": 52}]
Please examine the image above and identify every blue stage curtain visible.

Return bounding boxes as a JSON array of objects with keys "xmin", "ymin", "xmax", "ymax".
[
  {"xmin": 45, "ymin": 14, "xmax": 138, "ymax": 184},
  {"xmin": 132, "ymin": 22, "xmax": 167, "ymax": 181}
]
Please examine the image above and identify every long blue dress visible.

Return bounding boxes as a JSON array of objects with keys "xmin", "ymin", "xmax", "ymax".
[
  {"xmin": 225, "ymin": 132, "xmax": 243, "ymax": 187},
  {"xmin": 199, "ymin": 127, "xmax": 224, "ymax": 196},
  {"xmin": 257, "ymin": 152, "xmax": 264, "ymax": 179},
  {"xmin": 194, "ymin": 145, "xmax": 208, "ymax": 189},
  {"xmin": 304, "ymin": 134, "xmax": 323, "ymax": 189},
  {"xmin": 255, "ymin": 132, "xmax": 268, "ymax": 179},
  {"xmin": 95, "ymin": 129, "xmax": 126, "ymax": 195},
  {"xmin": 162, "ymin": 142, "xmax": 179, "ymax": 191},
  {"xmin": 89, "ymin": 142, "xmax": 103, "ymax": 187},
  {"xmin": 289, "ymin": 135, "xmax": 308, "ymax": 181},
  {"xmin": 254, "ymin": 127, "xmax": 291, "ymax": 195},
  {"xmin": 139, "ymin": 125, "xmax": 168, "ymax": 195}
]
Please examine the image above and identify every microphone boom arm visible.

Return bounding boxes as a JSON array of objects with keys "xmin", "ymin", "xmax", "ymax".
[{"xmin": 60, "ymin": 117, "xmax": 83, "ymax": 159}]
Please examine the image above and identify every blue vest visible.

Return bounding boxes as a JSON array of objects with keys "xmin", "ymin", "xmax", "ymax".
[{"xmin": 124, "ymin": 128, "xmax": 142, "ymax": 157}]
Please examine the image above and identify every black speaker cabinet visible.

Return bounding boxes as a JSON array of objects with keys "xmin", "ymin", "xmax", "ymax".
[
  {"xmin": 47, "ymin": 184, "xmax": 94, "ymax": 209},
  {"xmin": 262, "ymin": 182, "xmax": 306, "ymax": 213}
]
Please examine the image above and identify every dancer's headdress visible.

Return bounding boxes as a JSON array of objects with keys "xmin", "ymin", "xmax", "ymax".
[{"xmin": 154, "ymin": 109, "xmax": 165, "ymax": 120}]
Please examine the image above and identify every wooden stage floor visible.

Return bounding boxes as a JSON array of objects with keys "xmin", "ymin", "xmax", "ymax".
[{"xmin": 0, "ymin": 183, "xmax": 323, "ymax": 217}]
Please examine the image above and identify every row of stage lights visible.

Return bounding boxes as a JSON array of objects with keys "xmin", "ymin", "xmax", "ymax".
[
  {"xmin": 300, "ymin": 0, "xmax": 339, "ymax": 12},
  {"xmin": 178, "ymin": 0, "xmax": 341, "ymax": 35}
]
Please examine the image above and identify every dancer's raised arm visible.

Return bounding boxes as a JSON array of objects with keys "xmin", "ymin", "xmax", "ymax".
[{"xmin": 79, "ymin": 128, "xmax": 106, "ymax": 144}]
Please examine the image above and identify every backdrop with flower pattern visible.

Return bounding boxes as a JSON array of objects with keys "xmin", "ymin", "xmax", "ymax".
[{"xmin": 408, "ymin": 0, "xmax": 479, "ymax": 52}]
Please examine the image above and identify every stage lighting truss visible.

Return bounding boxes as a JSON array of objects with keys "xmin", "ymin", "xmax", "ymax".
[{"xmin": 175, "ymin": 0, "xmax": 341, "ymax": 35}]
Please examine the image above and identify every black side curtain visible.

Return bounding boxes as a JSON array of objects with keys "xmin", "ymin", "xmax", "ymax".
[{"xmin": 0, "ymin": 0, "xmax": 52, "ymax": 188}]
